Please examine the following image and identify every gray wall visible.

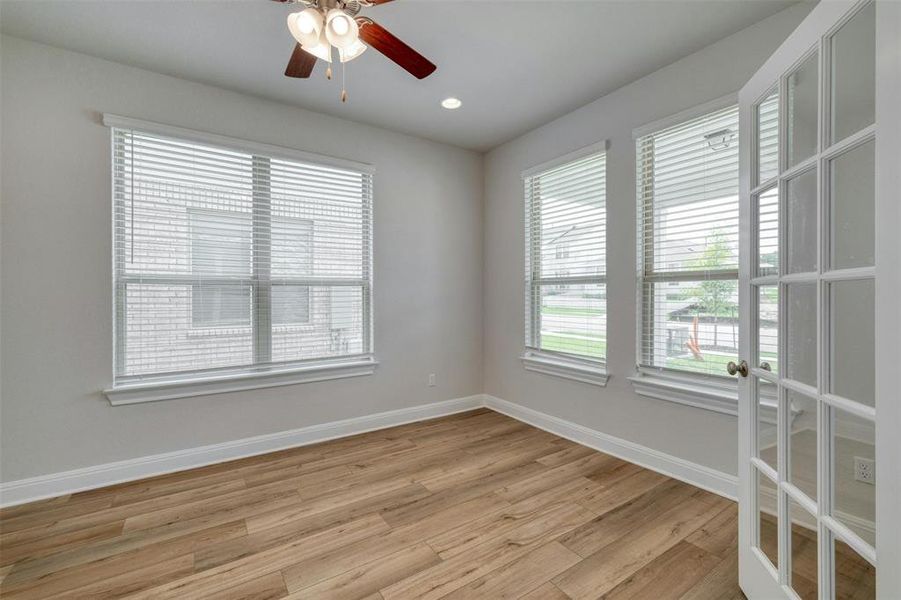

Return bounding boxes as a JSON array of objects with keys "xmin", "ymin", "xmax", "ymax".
[
  {"xmin": 0, "ymin": 36, "xmax": 484, "ymax": 482},
  {"xmin": 482, "ymin": 4, "xmax": 812, "ymax": 476}
]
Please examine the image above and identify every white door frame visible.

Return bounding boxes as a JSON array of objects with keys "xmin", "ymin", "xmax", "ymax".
[
  {"xmin": 873, "ymin": 1, "xmax": 901, "ymax": 596},
  {"xmin": 738, "ymin": 1, "xmax": 899, "ymax": 598}
]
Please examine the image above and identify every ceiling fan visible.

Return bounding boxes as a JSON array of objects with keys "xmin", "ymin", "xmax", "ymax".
[{"xmin": 274, "ymin": 0, "xmax": 436, "ymax": 99}]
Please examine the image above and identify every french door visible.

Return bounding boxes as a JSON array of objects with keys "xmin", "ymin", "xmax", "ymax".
[{"xmin": 736, "ymin": 1, "xmax": 900, "ymax": 598}]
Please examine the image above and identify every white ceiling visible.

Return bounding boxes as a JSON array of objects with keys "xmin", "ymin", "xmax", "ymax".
[{"xmin": 0, "ymin": 0, "xmax": 798, "ymax": 151}]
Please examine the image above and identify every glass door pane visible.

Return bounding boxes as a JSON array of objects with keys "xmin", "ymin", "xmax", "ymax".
[
  {"xmin": 829, "ymin": 279, "xmax": 875, "ymax": 407},
  {"xmin": 834, "ymin": 536, "xmax": 876, "ymax": 599},
  {"xmin": 788, "ymin": 497, "xmax": 818, "ymax": 600},
  {"xmin": 757, "ymin": 380, "xmax": 778, "ymax": 472},
  {"xmin": 830, "ymin": 2, "xmax": 876, "ymax": 145},
  {"xmin": 788, "ymin": 391, "xmax": 817, "ymax": 501},
  {"xmin": 757, "ymin": 285, "xmax": 778, "ymax": 372},
  {"xmin": 757, "ymin": 188, "xmax": 779, "ymax": 277},
  {"xmin": 832, "ymin": 407, "xmax": 875, "ymax": 547},
  {"xmin": 785, "ymin": 169, "xmax": 818, "ymax": 274},
  {"xmin": 757, "ymin": 90, "xmax": 780, "ymax": 184},
  {"xmin": 757, "ymin": 469, "xmax": 779, "ymax": 570},
  {"xmin": 830, "ymin": 140, "xmax": 875, "ymax": 270},
  {"xmin": 787, "ymin": 51, "xmax": 819, "ymax": 167},
  {"xmin": 785, "ymin": 283, "xmax": 817, "ymax": 387}
]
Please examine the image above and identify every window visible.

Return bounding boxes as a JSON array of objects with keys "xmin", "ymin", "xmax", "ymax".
[
  {"xmin": 109, "ymin": 119, "xmax": 373, "ymax": 396},
  {"xmin": 523, "ymin": 145, "xmax": 607, "ymax": 383},
  {"xmin": 188, "ymin": 212, "xmax": 313, "ymax": 328},
  {"xmin": 636, "ymin": 104, "xmax": 739, "ymax": 379},
  {"xmin": 189, "ymin": 210, "xmax": 252, "ymax": 328}
]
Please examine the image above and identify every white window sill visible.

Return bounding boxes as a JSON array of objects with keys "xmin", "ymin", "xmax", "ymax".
[
  {"xmin": 629, "ymin": 370, "xmax": 804, "ymax": 424},
  {"xmin": 104, "ymin": 357, "xmax": 378, "ymax": 406},
  {"xmin": 628, "ymin": 370, "xmax": 740, "ymax": 416},
  {"xmin": 520, "ymin": 352, "xmax": 609, "ymax": 387}
]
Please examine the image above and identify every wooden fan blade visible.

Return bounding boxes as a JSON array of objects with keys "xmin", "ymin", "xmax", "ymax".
[
  {"xmin": 357, "ymin": 19, "xmax": 436, "ymax": 79},
  {"xmin": 285, "ymin": 43, "xmax": 316, "ymax": 78},
  {"xmin": 364, "ymin": 0, "xmax": 396, "ymax": 4}
]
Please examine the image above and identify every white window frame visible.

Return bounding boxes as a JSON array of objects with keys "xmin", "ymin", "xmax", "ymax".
[
  {"xmin": 521, "ymin": 141, "xmax": 609, "ymax": 387},
  {"xmin": 627, "ymin": 95, "xmax": 757, "ymax": 415},
  {"xmin": 102, "ymin": 115, "xmax": 376, "ymax": 405}
]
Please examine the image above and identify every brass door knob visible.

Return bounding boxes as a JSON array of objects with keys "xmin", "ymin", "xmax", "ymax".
[{"xmin": 727, "ymin": 360, "xmax": 749, "ymax": 377}]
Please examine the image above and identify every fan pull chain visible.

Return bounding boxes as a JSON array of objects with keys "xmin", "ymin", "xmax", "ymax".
[
  {"xmin": 341, "ymin": 61, "xmax": 348, "ymax": 103},
  {"xmin": 325, "ymin": 44, "xmax": 333, "ymax": 80}
]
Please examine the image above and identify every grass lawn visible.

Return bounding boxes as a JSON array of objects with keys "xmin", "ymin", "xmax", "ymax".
[
  {"xmin": 541, "ymin": 306, "xmax": 606, "ymax": 317},
  {"xmin": 540, "ymin": 334, "xmax": 606, "ymax": 359}
]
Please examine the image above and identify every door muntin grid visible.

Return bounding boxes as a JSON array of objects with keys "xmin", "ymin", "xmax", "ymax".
[{"xmin": 748, "ymin": 2, "xmax": 877, "ymax": 598}]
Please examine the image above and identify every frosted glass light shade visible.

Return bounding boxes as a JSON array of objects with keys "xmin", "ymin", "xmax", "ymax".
[
  {"xmin": 325, "ymin": 9, "xmax": 359, "ymax": 49},
  {"xmin": 287, "ymin": 8, "xmax": 323, "ymax": 48},
  {"xmin": 339, "ymin": 40, "xmax": 367, "ymax": 63},
  {"xmin": 301, "ymin": 30, "xmax": 332, "ymax": 63}
]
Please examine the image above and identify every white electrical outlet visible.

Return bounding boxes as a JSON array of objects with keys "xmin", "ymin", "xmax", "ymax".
[
  {"xmin": 854, "ymin": 456, "xmax": 875, "ymax": 485},
  {"xmin": 428, "ymin": 373, "xmax": 436, "ymax": 387}
]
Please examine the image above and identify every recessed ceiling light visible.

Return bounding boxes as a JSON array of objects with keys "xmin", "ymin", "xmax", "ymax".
[{"xmin": 441, "ymin": 97, "xmax": 462, "ymax": 110}]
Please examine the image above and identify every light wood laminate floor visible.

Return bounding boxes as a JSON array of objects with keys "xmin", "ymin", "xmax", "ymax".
[{"xmin": 0, "ymin": 409, "xmax": 746, "ymax": 599}]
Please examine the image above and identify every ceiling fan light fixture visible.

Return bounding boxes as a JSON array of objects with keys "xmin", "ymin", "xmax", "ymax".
[
  {"xmin": 287, "ymin": 8, "xmax": 323, "ymax": 48},
  {"xmin": 278, "ymin": 1, "xmax": 437, "ymax": 97},
  {"xmin": 325, "ymin": 8, "xmax": 360, "ymax": 49},
  {"xmin": 339, "ymin": 39, "xmax": 367, "ymax": 63}
]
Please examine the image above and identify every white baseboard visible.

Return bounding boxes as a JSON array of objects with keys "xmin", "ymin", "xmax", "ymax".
[
  {"xmin": 482, "ymin": 394, "xmax": 738, "ymax": 500},
  {"xmin": 0, "ymin": 393, "xmax": 739, "ymax": 508},
  {"xmin": 0, "ymin": 395, "xmax": 483, "ymax": 508}
]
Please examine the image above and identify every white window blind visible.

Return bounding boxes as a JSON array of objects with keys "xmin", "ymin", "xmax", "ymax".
[
  {"xmin": 637, "ymin": 105, "xmax": 739, "ymax": 378},
  {"xmin": 111, "ymin": 126, "xmax": 373, "ymax": 385},
  {"xmin": 524, "ymin": 149, "xmax": 606, "ymax": 364}
]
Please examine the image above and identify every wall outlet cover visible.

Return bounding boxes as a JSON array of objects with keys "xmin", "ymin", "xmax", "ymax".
[{"xmin": 853, "ymin": 456, "xmax": 875, "ymax": 485}]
